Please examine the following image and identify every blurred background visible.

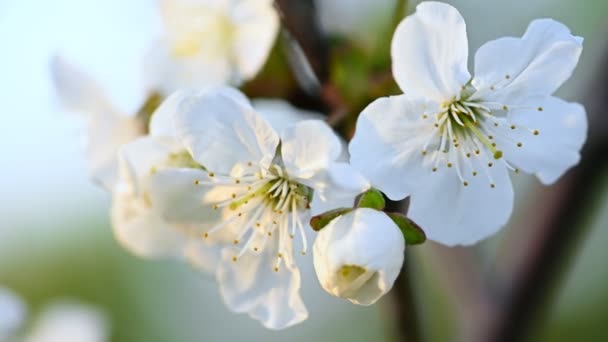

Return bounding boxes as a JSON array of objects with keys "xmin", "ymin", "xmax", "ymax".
[{"xmin": 1, "ymin": 0, "xmax": 607, "ymax": 341}]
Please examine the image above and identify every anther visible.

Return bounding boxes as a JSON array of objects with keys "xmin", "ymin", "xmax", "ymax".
[
  {"xmin": 208, "ymin": 172, "xmax": 215, "ymax": 177},
  {"xmin": 274, "ymin": 267, "xmax": 279, "ymax": 272},
  {"xmin": 533, "ymin": 130, "xmax": 540, "ymax": 135},
  {"xmin": 517, "ymin": 142, "xmax": 523, "ymax": 147},
  {"xmin": 490, "ymin": 183, "xmax": 496, "ymax": 188},
  {"xmin": 488, "ymin": 162, "xmax": 493, "ymax": 167},
  {"xmin": 494, "ymin": 122, "xmax": 499, "ymax": 127},
  {"xmin": 267, "ymin": 232, "xmax": 272, "ymax": 236},
  {"xmin": 232, "ymin": 256, "xmax": 238, "ymax": 262},
  {"xmin": 194, "ymin": 180, "xmax": 200, "ymax": 185},
  {"xmin": 447, "ymin": 163, "xmax": 453, "ymax": 168},
  {"xmin": 422, "ymin": 114, "xmax": 428, "ymax": 119},
  {"xmin": 488, "ymin": 135, "xmax": 494, "ymax": 140},
  {"xmin": 463, "ymin": 181, "xmax": 469, "ymax": 187},
  {"xmin": 490, "ymin": 86, "xmax": 496, "ymax": 91},
  {"xmin": 213, "ymin": 204, "xmax": 219, "ymax": 210},
  {"xmin": 253, "ymin": 247, "xmax": 259, "ymax": 252},
  {"xmin": 235, "ymin": 179, "xmax": 240, "ymax": 184},
  {"xmin": 505, "ymin": 74, "xmax": 511, "ymax": 79},
  {"xmin": 537, "ymin": 107, "xmax": 543, "ymax": 111},
  {"xmin": 511, "ymin": 125, "xmax": 516, "ymax": 130},
  {"xmin": 301, "ymin": 251, "xmax": 306, "ymax": 256},
  {"xmin": 421, "ymin": 150, "xmax": 427, "ymax": 156},
  {"xmin": 432, "ymin": 167, "xmax": 438, "ymax": 172},
  {"xmin": 472, "ymin": 171, "xmax": 478, "ymax": 176},
  {"xmin": 277, "ymin": 253, "xmax": 283, "ymax": 258},
  {"xmin": 203, "ymin": 232, "xmax": 209, "ymax": 239},
  {"xmin": 233, "ymin": 239, "xmax": 239, "ymax": 245},
  {"xmin": 502, "ymin": 105, "xmax": 508, "ymax": 110},
  {"xmin": 247, "ymin": 162, "xmax": 253, "ymax": 166},
  {"xmin": 466, "ymin": 153, "xmax": 471, "ymax": 158},
  {"xmin": 475, "ymin": 150, "xmax": 480, "ymax": 155}
]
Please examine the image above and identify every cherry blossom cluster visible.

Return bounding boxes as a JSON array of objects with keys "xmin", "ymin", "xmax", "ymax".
[{"xmin": 51, "ymin": 0, "xmax": 586, "ymax": 330}]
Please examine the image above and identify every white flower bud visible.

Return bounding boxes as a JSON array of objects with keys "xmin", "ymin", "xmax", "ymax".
[{"xmin": 313, "ymin": 208, "xmax": 405, "ymax": 305}]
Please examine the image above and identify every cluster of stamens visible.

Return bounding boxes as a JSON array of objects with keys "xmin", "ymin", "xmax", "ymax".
[
  {"xmin": 420, "ymin": 83, "xmax": 543, "ymax": 188},
  {"xmin": 193, "ymin": 162, "xmax": 312, "ymax": 272}
]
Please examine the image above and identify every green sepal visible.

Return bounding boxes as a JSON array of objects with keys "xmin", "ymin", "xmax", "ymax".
[
  {"xmin": 355, "ymin": 189, "xmax": 385, "ymax": 210},
  {"xmin": 387, "ymin": 213, "xmax": 426, "ymax": 245},
  {"xmin": 310, "ymin": 208, "xmax": 353, "ymax": 231}
]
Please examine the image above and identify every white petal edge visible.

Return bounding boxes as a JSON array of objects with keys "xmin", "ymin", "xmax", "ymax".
[
  {"xmin": 349, "ymin": 95, "xmax": 438, "ymax": 200},
  {"xmin": 496, "ymin": 96, "xmax": 587, "ymax": 184},
  {"xmin": 391, "ymin": 1, "xmax": 470, "ymax": 102},
  {"xmin": 408, "ymin": 161, "xmax": 514, "ymax": 246},
  {"xmin": 472, "ymin": 19, "xmax": 583, "ymax": 102},
  {"xmin": 231, "ymin": 0, "xmax": 279, "ymax": 81},
  {"xmin": 217, "ymin": 242, "xmax": 308, "ymax": 330},
  {"xmin": 281, "ymin": 120, "xmax": 342, "ymax": 180},
  {"xmin": 175, "ymin": 86, "xmax": 279, "ymax": 174}
]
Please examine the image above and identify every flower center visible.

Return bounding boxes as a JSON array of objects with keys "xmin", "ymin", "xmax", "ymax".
[
  {"xmin": 195, "ymin": 163, "xmax": 313, "ymax": 272},
  {"xmin": 170, "ymin": 8, "xmax": 235, "ymax": 58},
  {"xmin": 419, "ymin": 86, "xmax": 543, "ymax": 188}
]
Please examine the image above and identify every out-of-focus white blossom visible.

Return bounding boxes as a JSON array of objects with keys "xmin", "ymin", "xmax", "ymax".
[{"xmin": 145, "ymin": 0, "xmax": 279, "ymax": 94}]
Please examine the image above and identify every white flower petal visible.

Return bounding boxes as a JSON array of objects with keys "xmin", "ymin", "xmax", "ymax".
[
  {"xmin": 313, "ymin": 208, "xmax": 404, "ymax": 305},
  {"xmin": 112, "ymin": 137, "xmax": 193, "ymax": 258},
  {"xmin": 391, "ymin": 1, "xmax": 470, "ymax": 101},
  {"xmin": 495, "ymin": 96, "xmax": 587, "ymax": 184},
  {"xmin": 472, "ymin": 19, "xmax": 583, "ymax": 102},
  {"xmin": 147, "ymin": 168, "xmax": 223, "ymax": 227},
  {"xmin": 232, "ymin": 0, "xmax": 279, "ymax": 80},
  {"xmin": 51, "ymin": 56, "xmax": 143, "ymax": 189},
  {"xmin": 253, "ymin": 99, "xmax": 324, "ymax": 133},
  {"xmin": 309, "ymin": 163, "xmax": 370, "ymax": 215},
  {"xmin": 408, "ymin": 161, "xmax": 514, "ymax": 246},
  {"xmin": 349, "ymin": 95, "xmax": 437, "ymax": 200},
  {"xmin": 183, "ymin": 240, "xmax": 225, "ymax": 274},
  {"xmin": 217, "ymin": 239, "xmax": 308, "ymax": 330},
  {"xmin": 175, "ymin": 87, "xmax": 279, "ymax": 174},
  {"xmin": 280, "ymin": 120, "xmax": 342, "ymax": 179},
  {"xmin": 50, "ymin": 55, "xmax": 111, "ymax": 115},
  {"xmin": 110, "ymin": 189, "xmax": 188, "ymax": 259},
  {"xmin": 143, "ymin": 40, "xmax": 233, "ymax": 94},
  {"xmin": 149, "ymin": 90, "xmax": 191, "ymax": 138}
]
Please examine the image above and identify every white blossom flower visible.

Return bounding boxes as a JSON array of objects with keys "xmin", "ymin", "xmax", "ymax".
[
  {"xmin": 51, "ymin": 56, "xmax": 146, "ymax": 190},
  {"xmin": 313, "ymin": 208, "xmax": 404, "ymax": 305},
  {"xmin": 349, "ymin": 2, "xmax": 587, "ymax": 245},
  {"xmin": 0, "ymin": 287, "xmax": 26, "ymax": 340},
  {"xmin": 24, "ymin": 302, "xmax": 109, "ymax": 342},
  {"xmin": 145, "ymin": 0, "xmax": 279, "ymax": 94},
  {"xmin": 146, "ymin": 86, "xmax": 367, "ymax": 329}
]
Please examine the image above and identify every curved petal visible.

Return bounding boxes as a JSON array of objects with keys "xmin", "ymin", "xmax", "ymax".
[
  {"xmin": 253, "ymin": 99, "xmax": 324, "ymax": 133},
  {"xmin": 472, "ymin": 19, "xmax": 583, "ymax": 102},
  {"xmin": 494, "ymin": 96, "xmax": 587, "ymax": 184},
  {"xmin": 111, "ymin": 188, "xmax": 188, "ymax": 259},
  {"xmin": 149, "ymin": 90, "xmax": 191, "ymax": 138},
  {"xmin": 143, "ymin": 40, "xmax": 233, "ymax": 94},
  {"xmin": 50, "ymin": 55, "xmax": 111, "ymax": 114},
  {"xmin": 183, "ymin": 240, "xmax": 225, "ymax": 274},
  {"xmin": 308, "ymin": 163, "xmax": 370, "ymax": 215},
  {"xmin": 217, "ymin": 239, "xmax": 308, "ymax": 330},
  {"xmin": 281, "ymin": 120, "xmax": 342, "ymax": 179},
  {"xmin": 231, "ymin": 0, "xmax": 279, "ymax": 81},
  {"xmin": 118, "ymin": 136, "xmax": 184, "ymax": 194},
  {"xmin": 408, "ymin": 161, "xmax": 514, "ymax": 246},
  {"xmin": 175, "ymin": 87, "xmax": 279, "ymax": 174},
  {"xmin": 349, "ymin": 95, "xmax": 438, "ymax": 200},
  {"xmin": 391, "ymin": 1, "xmax": 470, "ymax": 101},
  {"xmin": 51, "ymin": 56, "xmax": 143, "ymax": 189},
  {"xmin": 147, "ymin": 168, "xmax": 223, "ymax": 228}
]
